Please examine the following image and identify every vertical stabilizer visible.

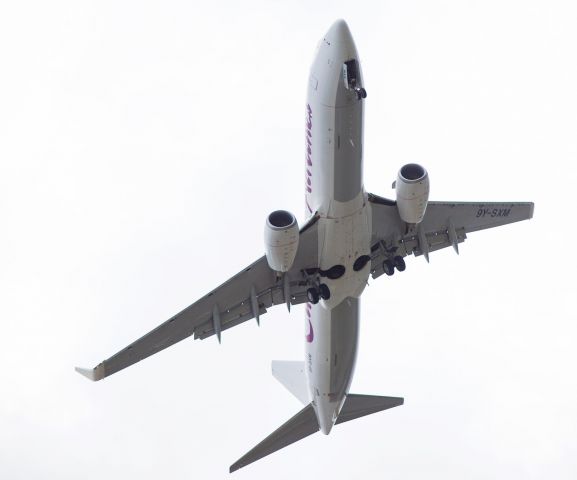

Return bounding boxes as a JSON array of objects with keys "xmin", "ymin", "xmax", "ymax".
[{"xmin": 271, "ymin": 360, "xmax": 309, "ymax": 405}]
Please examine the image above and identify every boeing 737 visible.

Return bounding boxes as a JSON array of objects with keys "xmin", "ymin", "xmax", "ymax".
[{"xmin": 77, "ymin": 19, "xmax": 534, "ymax": 472}]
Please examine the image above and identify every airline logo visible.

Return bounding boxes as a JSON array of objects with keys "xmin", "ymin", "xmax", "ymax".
[
  {"xmin": 305, "ymin": 302, "xmax": 314, "ymax": 343},
  {"xmin": 305, "ymin": 104, "xmax": 313, "ymax": 214}
]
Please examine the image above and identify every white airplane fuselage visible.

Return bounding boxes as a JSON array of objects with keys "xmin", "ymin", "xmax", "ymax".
[
  {"xmin": 304, "ymin": 20, "xmax": 372, "ymax": 434},
  {"xmin": 73, "ymin": 17, "xmax": 534, "ymax": 473}
]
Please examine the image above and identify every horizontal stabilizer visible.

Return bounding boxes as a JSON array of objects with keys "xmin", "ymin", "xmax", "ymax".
[
  {"xmin": 271, "ymin": 360, "xmax": 309, "ymax": 405},
  {"xmin": 336, "ymin": 394, "xmax": 404, "ymax": 425},
  {"xmin": 230, "ymin": 403, "xmax": 318, "ymax": 473}
]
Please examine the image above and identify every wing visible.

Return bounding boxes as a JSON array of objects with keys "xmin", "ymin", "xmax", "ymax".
[
  {"xmin": 76, "ymin": 215, "xmax": 321, "ymax": 382},
  {"xmin": 368, "ymin": 193, "xmax": 534, "ymax": 279}
]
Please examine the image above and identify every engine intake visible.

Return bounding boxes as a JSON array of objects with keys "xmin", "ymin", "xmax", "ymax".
[
  {"xmin": 395, "ymin": 163, "xmax": 429, "ymax": 224},
  {"xmin": 264, "ymin": 210, "xmax": 299, "ymax": 272}
]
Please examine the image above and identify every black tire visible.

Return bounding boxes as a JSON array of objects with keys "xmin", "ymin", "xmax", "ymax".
[
  {"xmin": 323, "ymin": 264, "xmax": 346, "ymax": 280},
  {"xmin": 307, "ymin": 288, "xmax": 320, "ymax": 304},
  {"xmin": 393, "ymin": 256, "xmax": 406, "ymax": 272},
  {"xmin": 383, "ymin": 260, "xmax": 395, "ymax": 276},
  {"xmin": 318, "ymin": 283, "xmax": 331, "ymax": 300},
  {"xmin": 353, "ymin": 255, "xmax": 371, "ymax": 272},
  {"xmin": 360, "ymin": 87, "xmax": 367, "ymax": 98}
]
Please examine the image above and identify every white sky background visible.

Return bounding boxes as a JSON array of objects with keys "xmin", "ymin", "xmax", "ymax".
[{"xmin": 1, "ymin": 1, "xmax": 576, "ymax": 478}]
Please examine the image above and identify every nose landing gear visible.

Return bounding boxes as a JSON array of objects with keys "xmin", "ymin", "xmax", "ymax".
[
  {"xmin": 343, "ymin": 59, "xmax": 367, "ymax": 101},
  {"xmin": 354, "ymin": 86, "xmax": 367, "ymax": 99}
]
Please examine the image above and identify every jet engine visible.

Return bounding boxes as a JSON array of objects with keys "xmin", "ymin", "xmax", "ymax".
[
  {"xmin": 264, "ymin": 210, "xmax": 299, "ymax": 272},
  {"xmin": 395, "ymin": 163, "xmax": 429, "ymax": 224}
]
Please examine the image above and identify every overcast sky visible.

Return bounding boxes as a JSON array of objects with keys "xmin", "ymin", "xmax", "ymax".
[{"xmin": 1, "ymin": 1, "xmax": 576, "ymax": 479}]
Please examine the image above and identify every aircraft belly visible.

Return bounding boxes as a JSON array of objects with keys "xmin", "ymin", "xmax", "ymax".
[
  {"xmin": 305, "ymin": 297, "xmax": 359, "ymax": 433},
  {"xmin": 305, "ymin": 36, "xmax": 364, "ymax": 219},
  {"xmin": 302, "ymin": 19, "xmax": 368, "ymax": 435},
  {"xmin": 316, "ymin": 203, "xmax": 371, "ymax": 308}
]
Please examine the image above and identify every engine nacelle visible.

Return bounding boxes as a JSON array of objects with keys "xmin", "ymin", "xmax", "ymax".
[
  {"xmin": 395, "ymin": 163, "xmax": 429, "ymax": 224},
  {"xmin": 264, "ymin": 210, "xmax": 299, "ymax": 272}
]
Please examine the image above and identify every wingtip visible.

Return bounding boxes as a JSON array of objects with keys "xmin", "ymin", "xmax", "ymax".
[{"xmin": 75, "ymin": 364, "xmax": 105, "ymax": 381}]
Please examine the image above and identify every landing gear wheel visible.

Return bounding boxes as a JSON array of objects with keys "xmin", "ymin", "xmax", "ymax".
[
  {"xmin": 383, "ymin": 260, "xmax": 395, "ymax": 276},
  {"xmin": 393, "ymin": 256, "xmax": 406, "ymax": 272},
  {"xmin": 318, "ymin": 283, "xmax": 331, "ymax": 300},
  {"xmin": 355, "ymin": 87, "xmax": 367, "ymax": 100},
  {"xmin": 307, "ymin": 288, "xmax": 320, "ymax": 304}
]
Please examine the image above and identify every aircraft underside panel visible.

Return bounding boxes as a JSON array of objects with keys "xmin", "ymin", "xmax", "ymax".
[{"xmin": 306, "ymin": 297, "xmax": 360, "ymax": 433}]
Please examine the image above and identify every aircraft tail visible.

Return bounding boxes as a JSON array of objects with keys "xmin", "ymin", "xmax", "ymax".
[
  {"xmin": 229, "ymin": 403, "xmax": 319, "ymax": 473},
  {"xmin": 229, "ymin": 393, "xmax": 403, "ymax": 473},
  {"xmin": 336, "ymin": 393, "xmax": 404, "ymax": 425},
  {"xmin": 271, "ymin": 360, "xmax": 309, "ymax": 405}
]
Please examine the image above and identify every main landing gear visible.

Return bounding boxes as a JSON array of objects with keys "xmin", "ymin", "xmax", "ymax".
[
  {"xmin": 307, "ymin": 283, "xmax": 331, "ymax": 305},
  {"xmin": 382, "ymin": 256, "xmax": 406, "ymax": 276}
]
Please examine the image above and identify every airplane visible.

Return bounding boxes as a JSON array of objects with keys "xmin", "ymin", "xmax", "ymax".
[{"xmin": 76, "ymin": 19, "xmax": 534, "ymax": 472}]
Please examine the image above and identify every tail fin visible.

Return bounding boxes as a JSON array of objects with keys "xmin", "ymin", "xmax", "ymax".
[
  {"xmin": 229, "ymin": 403, "xmax": 319, "ymax": 473},
  {"xmin": 336, "ymin": 394, "xmax": 404, "ymax": 425},
  {"xmin": 271, "ymin": 360, "xmax": 309, "ymax": 405}
]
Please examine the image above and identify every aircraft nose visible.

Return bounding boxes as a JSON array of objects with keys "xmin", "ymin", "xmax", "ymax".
[
  {"xmin": 324, "ymin": 19, "xmax": 353, "ymax": 46},
  {"xmin": 321, "ymin": 19, "xmax": 358, "ymax": 65}
]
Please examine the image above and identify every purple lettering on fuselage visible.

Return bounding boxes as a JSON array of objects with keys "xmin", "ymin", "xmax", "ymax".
[
  {"xmin": 305, "ymin": 104, "xmax": 313, "ymax": 212},
  {"xmin": 305, "ymin": 302, "xmax": 314, "ymax": 342}
]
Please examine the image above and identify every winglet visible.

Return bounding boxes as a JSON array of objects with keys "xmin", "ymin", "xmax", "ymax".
[{"xmin": 75, "ymin": 364, "xmax": 105, "ymax": 382}]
